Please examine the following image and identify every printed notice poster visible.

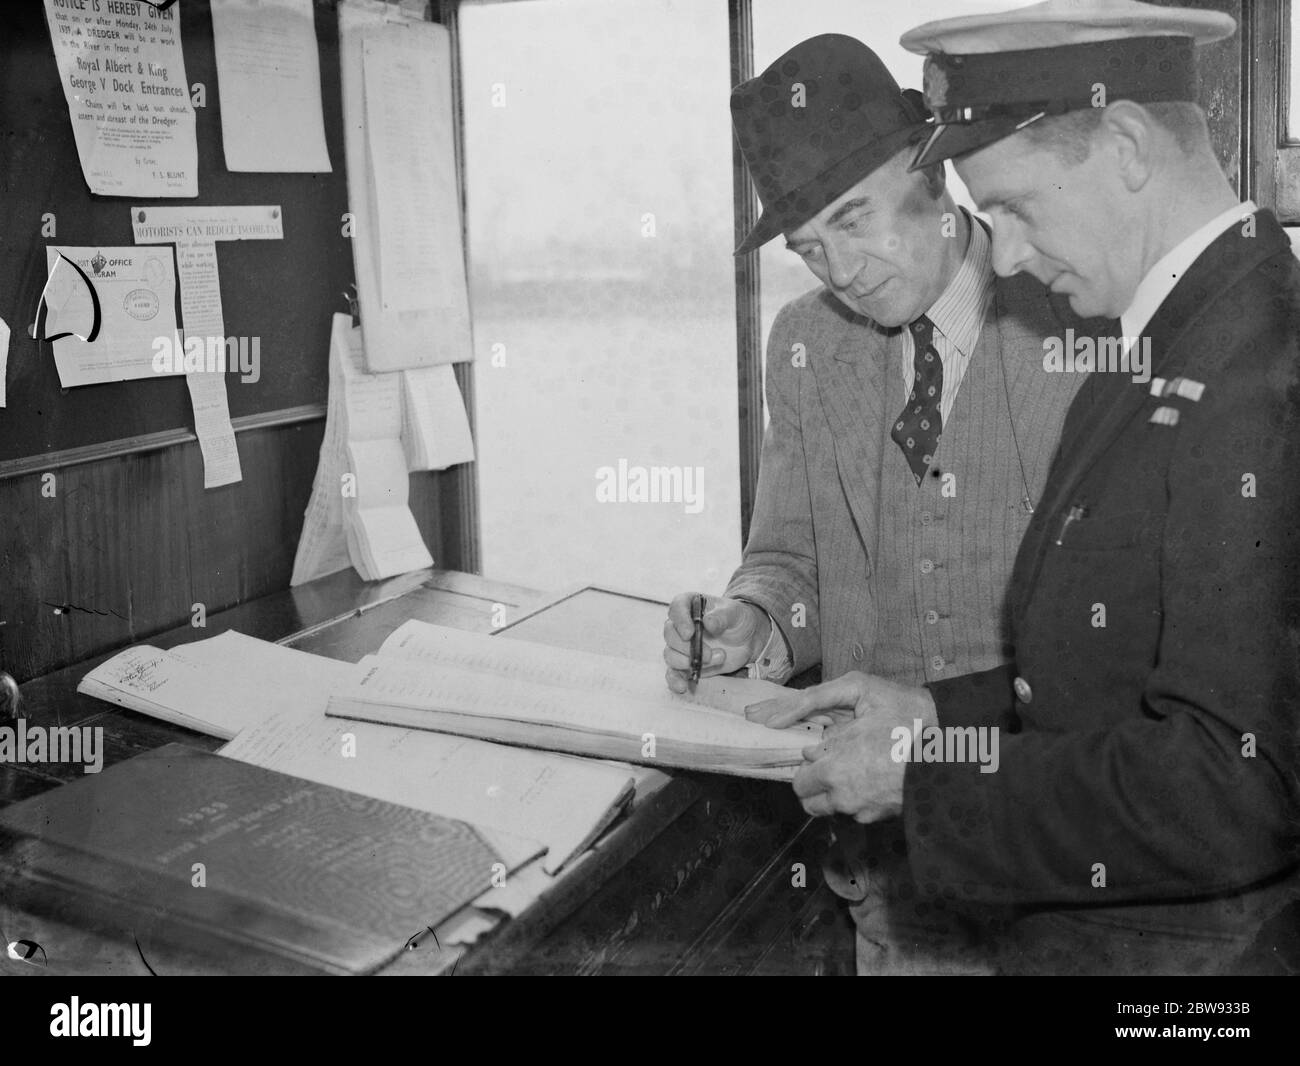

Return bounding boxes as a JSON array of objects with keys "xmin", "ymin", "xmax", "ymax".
[
  {"xmin": 131, "ymin": 205, "xmax": 286, "ymax": 489},
  {"xmin": 43, "ymin": 0, "xmax": 198, "ymax": 197}
]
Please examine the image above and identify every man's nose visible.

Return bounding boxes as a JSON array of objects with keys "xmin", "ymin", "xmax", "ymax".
[
  {"xmin": 822, "ymin": 234, "xmax": 865, "ymax": 291},
  {"xmin": 989, "ymin": 221, "xmax": 1032, "ymax": 278}
]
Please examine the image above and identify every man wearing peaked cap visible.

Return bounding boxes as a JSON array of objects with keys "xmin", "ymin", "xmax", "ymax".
[
  {"xmin": 661, "ymin": 33, "xmax": 1106, "ymax": 973},
  {"xmin": 763, "ymin": 2, "xmax": 1300, "ymax": 975}
]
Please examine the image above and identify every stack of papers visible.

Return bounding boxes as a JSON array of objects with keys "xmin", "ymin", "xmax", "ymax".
[
  {"xmin": 76, "ymin": 634, "xmax": 350, "ymax": 740},
  {"xmin": 327, "ymin": 621, "xmax": 820, "ymax": 779},
  {"xmin": 77, "ymin": 630, "xmax": 635, "ymax": 873},
  {"xmin": 293, "ymin": 313, "xmax": 461, "ymax": 584},
  {"xmin": 344, "ymin": 437, "xmax": 430, "ymax": 581},
  {"xmin": 401, "ymin": 365, "xmax": 474, "ymax": 472}
]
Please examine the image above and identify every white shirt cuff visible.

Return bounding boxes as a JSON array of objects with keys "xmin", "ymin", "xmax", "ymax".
[{"xmin": 746, "ymin": 607, "xmax": 794, "ymax": 684}]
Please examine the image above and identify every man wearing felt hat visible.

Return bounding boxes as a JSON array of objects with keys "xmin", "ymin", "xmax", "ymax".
[
  {"xmin": 753, "ymin": 1, "xmax": 1300, "ymax": 975},
  {"xmin": 661, "ymin": 32, "xmax": 1104, "ymax": 973}
]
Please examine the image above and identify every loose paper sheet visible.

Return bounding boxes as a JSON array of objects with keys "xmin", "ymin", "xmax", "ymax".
[
  {"xmin": 219, "ymin": 709, "xmax": 632, "ymax": 874},
  {"xmin": 77, "ymin": 633, "xmax": 352, "ymax": 740},
  {"xmin": 210, "ymin": 0, "xmax": 332, "ymax": 173},
  {"xmin": 41, "ymin": 246, "xmax": 182, "ymax": 387},
  {"xmin": 361, "ymin": 26, "xmax": 444, "ymax": 313},
  {"xmin": 175, "ymin": 241, "xmax": 242, "ymax": 488},
  {"xmin": 402, "ymin": 365, "xmax": 474, "ymax": 471},
  {"xmin": 42, "ymin": 0, "xmax": 197, "ymax": 197},
  {"xmin": 338, "ymin": 322, "xmax": 402, "ymax": 440},
  {"xmin": 290, "ymin": 316, "xmax": 355, "ymax": 585},
  {"xmin": 132, "ymin": 205, "xmax": 286, "ymax": 489},
  {"xmin": 339, "ymin": 1, "xmax": 472, "ymax": 370}
]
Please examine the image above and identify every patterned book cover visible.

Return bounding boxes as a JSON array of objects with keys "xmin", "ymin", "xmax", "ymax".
[{"xmin": 0, "ymin": 744, "xmax": 502, "ymax": 974}]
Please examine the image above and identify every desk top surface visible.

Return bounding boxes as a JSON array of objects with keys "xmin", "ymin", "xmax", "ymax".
[{"xmin": 1, "ymin": 569, "xmax": 813, "ymax": 976}]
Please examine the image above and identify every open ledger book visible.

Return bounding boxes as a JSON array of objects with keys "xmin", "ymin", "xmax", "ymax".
[{"xmin": 327, "ymin": 620, "xmax": 820, "ymax": 779}]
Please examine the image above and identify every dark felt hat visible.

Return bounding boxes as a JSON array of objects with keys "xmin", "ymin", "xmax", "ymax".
[
  {"xmin": 900, "ymin": 0, "xmax": 1236, "ymax": 169},
  {"xmin": 730, "ymin": 34, "xmax": 932, "ymax": 255}
]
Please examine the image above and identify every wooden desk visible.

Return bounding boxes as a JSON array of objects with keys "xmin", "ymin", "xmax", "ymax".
[{"xmin": 0, "ymin": 569, "xmax": 854, "ymax": 976}]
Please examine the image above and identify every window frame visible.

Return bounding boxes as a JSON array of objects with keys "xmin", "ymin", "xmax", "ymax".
[{"xmin": 1248, "ymin": 0, "xmax": 1300, "ymax": 222}]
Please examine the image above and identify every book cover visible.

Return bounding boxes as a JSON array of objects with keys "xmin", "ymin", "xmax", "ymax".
[{"xmin": 0, "ymin": 744, "xmax": 501, "ymax": 975}]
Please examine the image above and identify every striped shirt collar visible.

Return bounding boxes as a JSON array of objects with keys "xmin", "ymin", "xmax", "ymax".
[{"xmin": 923, "ymin": 207, "xmax": 995, "ymax": 356}]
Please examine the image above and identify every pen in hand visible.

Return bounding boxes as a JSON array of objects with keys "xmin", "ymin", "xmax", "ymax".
[{"xmin": 688, "ymin": 593, "xmax": 705, "ymax": 689}]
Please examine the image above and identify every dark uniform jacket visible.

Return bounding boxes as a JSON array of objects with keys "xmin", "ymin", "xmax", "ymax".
[{"xmin": 917, "ymin": 209, "xmax": 1300, "ymax": 975}]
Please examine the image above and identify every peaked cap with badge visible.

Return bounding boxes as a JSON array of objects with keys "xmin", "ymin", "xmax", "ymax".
[{"xmin": 900, "ymin": 0, "xmax": 1236, "ymax": 169}]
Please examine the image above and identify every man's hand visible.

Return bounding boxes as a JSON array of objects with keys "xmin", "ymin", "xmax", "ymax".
[
  {"xmin": 663, "ymin": 594, "xmax": 771, "ymax": 694},
  {"xmin": 752, "ymin": 671, "xmax": 938, "ymax": 823}
]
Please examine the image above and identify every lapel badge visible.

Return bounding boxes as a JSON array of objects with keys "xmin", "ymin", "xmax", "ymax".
[
  {"xmin": 1149, "ymin": 405, "xmax": 1180, "ymax": 427},
  {"xmin": 1168, "ymin": 377, "xmax": 1206, "ymax": 402},
  {"xmin": 1151, "ymin": 376, "xmax": 1206, "ymax": 401}
]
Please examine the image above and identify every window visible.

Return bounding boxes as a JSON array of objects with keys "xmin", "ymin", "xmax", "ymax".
[
  {"xmin": 460, "ymin": 0, "xmax": 741, "ymax": 599},
  {"xmin": 1290, "ymin": 1, "xmax": 1300, "ymax": 142},
  {"xmin": 1254, "ymin": 0, "xmax": 1300, "ymax": 226}
]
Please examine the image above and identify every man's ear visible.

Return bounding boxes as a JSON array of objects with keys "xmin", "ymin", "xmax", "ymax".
[
  {"xmin": 1099, "ymin": 100, "xmax": 1156, "ymax": 192},
  {"xmin": 929, "ymin": 162, "xmax": 948, "ymax": 197},
  {"xmin": 896, "ymin": 145, "xmax": 945, "ymax": 198},
  {"xmin": 918, "ymin": 159, "xmax": 947, "ymax": 198}
]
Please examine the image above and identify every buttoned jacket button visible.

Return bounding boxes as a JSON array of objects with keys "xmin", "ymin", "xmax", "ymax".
[{"xmin": 1014, "ymin": 676, "xmax": 1033, "ymax": 704}]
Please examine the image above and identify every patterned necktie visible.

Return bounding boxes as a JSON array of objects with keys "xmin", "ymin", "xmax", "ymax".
[{"xmin": 891, "ymin": 314, "xmax": 943, "ymax": 484}]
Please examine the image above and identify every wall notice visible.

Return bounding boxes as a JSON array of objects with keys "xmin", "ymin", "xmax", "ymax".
[{"xmin": 43, "ymin": 0, "xmax": 198, "ymax": 197}]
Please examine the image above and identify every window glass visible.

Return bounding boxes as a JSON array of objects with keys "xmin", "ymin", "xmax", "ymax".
[
  {"xmin": 1290, "ymin": 2, "xmax": 1300, "ymax": 141},
  {"xmin": 460, "ymin": 0, "xmax": 741, "ymax": 599}
]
